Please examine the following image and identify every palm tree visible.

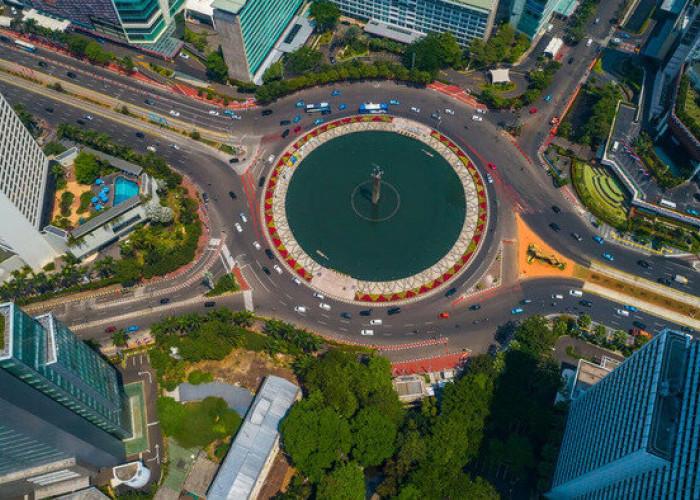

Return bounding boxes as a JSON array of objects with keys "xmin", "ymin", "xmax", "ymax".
[{"xmin": 93, "ymin": 256, "xmax": 116, "ymax": 278}]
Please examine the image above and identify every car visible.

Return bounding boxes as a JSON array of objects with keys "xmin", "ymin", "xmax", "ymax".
[
  {"xmin": 469, "ymin": 304, "xmax": 481, "ymax": 310},
  {"xmin": 616, "ymin": 309, "xmax": 630, "ymax": 317},
  {"xmin": 294, "ymin": 126, "xmax": 301, "ymax": 133},
  {"xmin": 431, "ymin": 113, "xmax": 441, "ymax": 120},
  {"xmin": 511, "ymin": 308, "xmax": 524, "ymax": 314},
  {"xmin": 208, "ymin": 110, "xmax": 220, "ymax": 116},
  {"xmin": 593, "ymin": 236, "xmax": 605, "ymax": 245},
  {"xmin": 77, "ymin": 119, "xmax": 85, "ymax": 125},
  {"xmin": 223, "ymin": 109, "xmax": 235, "ymax": 115},
  {"xmin": 232, "ymin": 114, "xmax": 242, "ymax": 120},
  {"xmin": 445, "ymin": 287, "xmax": 457, "ymax": 297},
  {"xmin": 125, "ymin": 325, "xmax": 139, "ymax": 332},
  {"xmin": 281, "ymin": 129, "xmax": 290, "ymax": 138},
  {"xmin": 67, "ymin": 71, "xmax": 77, "ymax": 78},
  {"xmin": 445, "ymin": 108, "xmax": 455, "ymax": 115},
  {"xmin": 135, "ymin": 131, "xmax": 145, "ymax": 138},
  {"xmin": 438, "ymin": 312, "xmax": 450, "ymax": 319},
  {"xmin": 105, "ymin": 326, "xmax": 116, "ymax": 333},
  {"xmin": 359, "ymin": 310, "xmax": 372, "ymax": 316},
  {"xmin": 262, "ymin": 266, "xmax": 271, "ymax": 275},
  {"xmin": 145, "ymin": 99, "xmax": 155, "ymax": 105},
  {"xmin": 265, "ymin": 249, "xmax": 274, "ymax": 260},
  {"xmin": 169, "ymin": 110, "xmax": 180, "ymax": 117},
  {"xmin": 586, "ymin": 38, "xmax": 593, "ymax": 47},
  {"xmin": 229, "ymin": 157, "xmax": 239, "ymax": 163},
  {"xmin": 569, "ymin": 289, "xmax": 583, "ymax": 297},
  {"xmin": 319, "ymin": 303, "xmax": 331, "ymax": 310},
  {"xmin": 486, "ymin": 173, "xmax": 493, "ymax": 184},
  {"xmin": 273, "ymin": 264, "xmax": 283, "ymax": 274},
  {"xmin": 571, "ymin": 232, "xmax": 582, "ymax": 241},
  {"xmin": 239, "ymin": 213, "xmax": 247, "ymax": 222},
  {"xmin": 146, "ymin": 145, "xmax": 156, "ymax": 152},
  {"xmin": 180, "ymin": 52, "xmax": 190, "ymax": 59},
  {"xmin": 296, "ymin": 101, "xmax": 305, "ymax": 107},
  {"xmin": 529, "ymin": 108, "xmax": 537, "ymax": 114},
  {"xmin": 294, "ymin": 306, "xmax": 307, "ymax": 313},
  {"xmin": 476, "ymin": 109, "xmax": 486, "ymax": 114},
  {"xmin": 488, "ymin": 162, "xmax": 496, "ymax": 170},
  {"xmin": 280, "ymin": 120, "xmax": 291, "ymax": 126},
  {"xmin": 595, "ymin": 17, "xmax": 600, "ymax": 23},
  {"xmin": 624, "ymin": 304, "xmax": 638, "ymax": 312},
  {"xmin": 294, "ymin": 115, "xmax": 302, "ymax": 123},
  {"xmin": 544, "ymin": 94, "xmax": 552, "ymax": 101},
  {"xmin": 262, "ymin": 109, "xmax": 273, "ymax": 116},
  {"xmin": 411, "ymin": 107, "xmax": 420, "ymax": 113},
  {"xmin": 160, "ymin": 297, "xmax": 170, "ymax": 304},
  {"xmin": 38, "ymin": 61, "xmax": 48, "ymax": 67},
  {"xmin": 632, "ymin": 321, "xmax": 647, "ymax": 330},
  {"xmin": 568, "ymin": 57, "xmax": 575, "ymax": 64},
  {"xmin": 170, "ymin": 144, "xmax": 180, "ymax": 150},
  {"xmin": 45, "ymin": 106, "xmax": 54, "ymax": 113},
  {"xmin": 549, "ymin": 222, "xmax": 560, "ymax": 232},
  {"xmin": 331, "ymin": 90, "xmax": 341, "ymax": 96},
  {"xmin": 292, "ymin": 277, "xmax": 301, "ymax": 285},
  {"xmin": 389, "ymin": 99, "xmax": 400, "ymax": 105},
  {"xmin": 369, "ymin": 319, "xmax": 383, "ymax": 325},
  {"xmin": 602, "ymin": 253, "xmax": 614, "ymax": 261},
  {"xmin": 686, "ymin": 207, "xmax": 699, "ymax": 216},
  {"xmin": 551, "ymin": 294, "xmax": 564, "ymax": 300},
  {"xmin": 202, "ymin": 193, "xmax": 209, "ymax": 202},
  {"xmin": 637, "ymin": 260, "xmax": 651, "ymax": 269},
  {"xmin": 313, "ymin": 292, "xmax": 325, "ymax": 300},
  {"xmin": 84, "ymin": 115, "xmax": 93, "ymax": 121},
  {"xmin": 472, "ymin": 115, "xmax": 483, "ymax": 121},
  {"xmin": 361, "ymin": 329, "xmax": 374, "ymax": 336},
  {"xmin": 658, "ymin": 277, "xmax": 672, "ymax": 286},
  {"xmin": 520, "ymin": 298, "xmax": 532, "ymax": 304},
  {"xmin": 580, "ymin": 300, "xmax": 593, "ymax": 307},
  {"xmin": 234, "ymin": 223, "xmax": 242, "ymax": 232},
  {"xmin": 340, "ymin": 312, "xmax": 352, "ymax": 319},
  {"xmin": 338, "ymin": 104, "xmax": 347, "ymax": 110},
  {"xmin": 551, "ymin": 205, "xmax": 561, "ymax": 213},
  {"xmin": 387, "ymin": 307, "xmax": 402, "ymax": 315},
  {"xmin": 621, "ymin": 33, "xmax": 631, "ymax": 39},
  {"xmin": 253, "ymin": 241, "xmax": 261, "ymax": 250},
  {"xmin": 314, "ymin": 118, "xmax": 324, "ymax": 125}
]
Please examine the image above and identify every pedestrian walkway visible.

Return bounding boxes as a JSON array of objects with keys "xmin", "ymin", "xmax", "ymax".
[
  {"xmin": 427, "ymin": 81, "xmax": 482, "ymax": 108},
  {"xmin": 390, "ymin": 351, "xmax": 470, "ymax": 376}
]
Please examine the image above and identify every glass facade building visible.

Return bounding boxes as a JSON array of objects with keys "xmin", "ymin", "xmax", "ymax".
[
  {"xmin": 509, "ymin": 0, "xmax": 559, "ymax": 39},
  {"xmin": 550, "ymin": 329, "xmax": 700, "ymax": 499},
  {"xmin": 330, "ymin": 0, "xmax": 497, "ymax": 47}
]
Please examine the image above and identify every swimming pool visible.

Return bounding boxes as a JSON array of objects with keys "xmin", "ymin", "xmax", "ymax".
[{"xmin": 114, "ymin": 177, "xmax": 139, "ymax": 206}]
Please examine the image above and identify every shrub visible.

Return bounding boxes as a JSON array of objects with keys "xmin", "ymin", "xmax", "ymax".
[{"xmin": 187, "ymin": 370, "xmax": 214, "ymax": 385}]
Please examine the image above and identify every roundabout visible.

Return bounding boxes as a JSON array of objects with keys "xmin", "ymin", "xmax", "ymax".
[{"xmin": 262, "ymin": 115, "xmax": 492, "ymax": 304}]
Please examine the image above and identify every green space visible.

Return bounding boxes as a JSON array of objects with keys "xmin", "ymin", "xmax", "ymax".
[
  {"xmin": 0, "ymin": 314, "xmax": 5, "ymax": 350},
  {"xmin": 478, "ymin": 81, "xmax": 516, "ymax": 93},
  {"xmin": 572, "ymin": 161, "xmax": 629, "ymax": 228},
  {"xmin": 674, "ymin": 74, "xmax": 700, "ymax": 153},
  {"xmin": 206, "ymin": 274, "xmax": 240, "ymax": 296},
  {"xmin": 162, "ymin": 438, "xmax": 199, "ymax": 492},
  {"xmin": 123, "ymin": 382, "xmax": 149, "ymax": 456},
  {"xmin": 285, "ymin": 131, "xmax": 466, "ymax": 281},
  {"xmin": 479, "ymin": 60, "xmax": 560, "ymax": 109},
  {"xmin": 633, "ymin": 133, "xmax": 686, "ymax": 188},
  {"xmin": 565, "ymin": 0, "xmax": 603, "ymax": 43},
  {"xmin": 559, "ymin": 83, "xmax": 620, "ymax": 147},
  {"xmin": 158, "ymin": 396, "xmax": 241, "ymax": 449},
  {"xmin": 466, "ymin": 23, "xmax": 531, "ymax": 68}
]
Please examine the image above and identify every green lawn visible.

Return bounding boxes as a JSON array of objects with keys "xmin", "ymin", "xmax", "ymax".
[
  {"xmin": 682, "ymin": 84, "xmax": 700, "ymax": 126},
  {"xmin": 123, "ymin": 382, "xmax": 149, "ymax": 456},
  {"xmin": 573, "ymin": 162, "xmax": 629, "ymax": 228},
  {"xmin": 162, "ymin": 438, "xmax": 199, "ymax": 492}
]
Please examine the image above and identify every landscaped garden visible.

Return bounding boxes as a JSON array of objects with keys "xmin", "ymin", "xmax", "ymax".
[{"xmin": 572, "ymin": 161, "xmax": 629, "ymax": 228}]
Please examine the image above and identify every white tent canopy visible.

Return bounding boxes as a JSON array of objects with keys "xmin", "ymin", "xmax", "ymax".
[{"xmin": 489, "ymin": 68, "xmax": 510, "ymax": 84}]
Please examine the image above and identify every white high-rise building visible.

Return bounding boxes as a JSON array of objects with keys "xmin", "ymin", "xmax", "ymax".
[{"xmin": 0, "ymin": 92, "xmax": 61, "ymax": 268}]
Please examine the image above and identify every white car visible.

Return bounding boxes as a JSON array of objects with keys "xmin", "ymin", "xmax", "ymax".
[
  {"xmin": 411, "ymin": 107, "xmax": 421, "ymax": 113},
  {"xmin": 180, "ymin": 52, "xmax": 190, "ymax": 59},
  {"xmin": 253, "ymin": 241, "xmax": 261, "ymax": 250},
  {"xmin": 472, "ymin": 115, "xmax": 483, "ymax": 122},
  {"xmin": 551, "ymin": 294, "xmax": 563, "ymax": 300},
  {"xmin": 170, "ymin": 144, "xmax": 180, "ymax": 150},
  {"xmin": 273, "ymin": 264, "xmax": 282, "ymax": 274},
  {"xmin": 486, "ymin": 173, "xmax": 493, "ymax": 184},
  {"xmin": 313, "ymin": 292, "xmax": 325, "ymax": 300},
  {"xmin": 476, "ymin": 108, "xmax": 486, "ymax": 114},
  {"xmin": 85, "ymin": 115, "xmax": 93, "ymax": 120},
  {"xmin": 208, "ymin": 110, "xmax": 220, "ymax": 116},
  {"xmin": 268, "ymin": 155, "xmax": 275, "ymax": 163},
  {"xmin": 239, "ymin": 213, "xmax": 247, "ymax": 223},
  {"xmin": 445, "ymin": 108, "xmax": 455, "ymax": 115},
  {"xmin": 292, "ymin": 277, "xmax": 301, "ymax": 285},
  {"xmin": 586, "ymin": 38, "xmax": 593, "ymax": 47},
  {"xmin": 294, "ymin": 306, "xmax": 307, "ymax": 313},
  {"xmin": 231, "ymin": 115, "xmax": 241, "ymax": 120},
  {"xmin": 369, "ymin": 319, "xmax": 383, "ymax": 326},
  {"xmin": 146, "ymin": 146, "xmax": 156, "ymax": 152},
  {"xmin": 616, "ymin": 309, "xmax": 630, "ymax": 317},
  {"xmin": 169, "ymin": 110, "xmax": 180, "ymax": 117},
  {"xmin": 569, "ymin": 289, "xmax": 583, "ymax": 297},
  {"xmin": 361, "ymin": 329, "xmax": 374, "ymax": 336},
  {"xmin": 319, "ymin": 303, "xmax": 331, "ymax": 311},
  {"xmin": 234, "ymin": 223, "xmax": 242, "ymax": 233}
]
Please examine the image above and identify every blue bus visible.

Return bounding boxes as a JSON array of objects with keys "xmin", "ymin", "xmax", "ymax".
[
  {"xmin": 305, "ymin": 102, "xmax": 331, "ymax": 114},
  {"xmin": 15, "ymin": 40, "xmax": 37, "ymax": 53},
  {"xmin": 359, "ymin": 103, "xmax": 388, "ymax": 114}
]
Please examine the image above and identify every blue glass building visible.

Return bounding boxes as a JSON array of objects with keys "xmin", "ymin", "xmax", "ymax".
[
  {"xmin": 0, "ymin": 302, "xmax": 130, "ymax": 497},
  {"xmin": 509, "ymin": 0, "xmax": 559, "ymax": 39},
  {"xmin": 549, "ymin": 329, "xmax": 700, "ymax": 499}
]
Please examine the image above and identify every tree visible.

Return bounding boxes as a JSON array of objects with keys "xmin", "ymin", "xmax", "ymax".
[
  {"xmin": 404, "ymin": 31, "xmax": 461, "ymax": 75},
  {"xmin": 593, "ymin": 324, "xmax": 607, "ymax": 344},
  {"xmin": 12, "ymin": 103, "xmax": 40, "ymax": 137},
  {"xmin": 112, "ymin": 329, "xmax": 128, "ymax": 347},
  {"xmin": 577, "ymin": 314, "xmax": 592, "ymax": 329},
  {"xmin": 232, "ymin": 310, "xmax": 254, "ymax": 327},
  {"xmin": 44, "ymin": 141, "xmax": 67, "ymax": 156},
  {"xmin": 205, "ymin": 49, "xmax": 229, "ymax": 83},
  {"xmin": 316, "ymin": 462, "xmax": 365, "ymax": 500},
  {"xmin": 341, "ymin": 25, "xmax": 363, "ymax": 45},
  {"xmin": 73, "ymin": 151, "xmax": 102, "ymax": 184},
  {"xmin": 309, "ymin": 0, "xmax": 340, "ymax": 31},
  {"xmin": 120, "ymin": 55, "xmax": 135, "ymax": 72},
  {"xmin": 285, "ymin": 46, "xmax": 323, "ymax": 75},
  {"xmin": 350, "ymin": 407, "xmax": 397, "ymax": 466}
]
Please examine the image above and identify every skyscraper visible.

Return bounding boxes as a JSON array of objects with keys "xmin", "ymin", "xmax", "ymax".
[
  {"xmin": 28, "ymin": 0, "xmax": 185, "ymax": 57},
  {"xmin": 0, "ymin": 302, "xmax": 131, "ymax": 498},
  {"xmin": 549, "ymin": 329, "xmax": 700, "ymax": 499},
  {"xmin": 509, "ymin": 0, "xmax": 559, "ymax": 39},
  {"xmin": 0, "ymin": 92, "xmax": 61, "ymax": 269}
]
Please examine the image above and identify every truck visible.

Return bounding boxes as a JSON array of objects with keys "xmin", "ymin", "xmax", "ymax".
[{"xmin": 674, "ymin": 275, "xmax": 689, "ymax": 284}]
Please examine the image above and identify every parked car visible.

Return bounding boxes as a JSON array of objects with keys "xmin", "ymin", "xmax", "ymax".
[
  {"xmin": 637, "ymin": 260, "xmax": 651, "ymax": 268},
  {"xmin": 67, "ymin": 71, "xmax": 77, "ymax": 78},
  {"xmin": 313, "ymin": 292, "xmax": 325, "ymax": 300},
  {"xmin": 239, "ymin": 212, "xmax": 247, "ymax": 222},
  {"xmin": 204, "ymin": 301, "xmax": 216, "ymax": 307},
  {"xmin": 38, "ymin": 60, "xmax": 47, "ymax": 67},
  {"xmin": 45, "ymin": 106, "xmax": 54, "ymax": 113},
  {"xmin": 411, "ymin": 107, "xmax": 421, "ymax": 113},
  {"xmin": 529, "ymin": 108, "xmax": 537, "ymax": 114},
  {"xmin": 294, "ymin": 126, "xmax": 301, "ymax": 133},
  {"xmin": 293, "ymin": 115, "xmax": 302, "ymax": 123},
  {"xmin": 569, "ymin": 289, "xmax": 583, "ymax": 297},
  {"xmin": 431, "ymin": 113, "xmax": 441, "ymax": 120},
  {"xmin": 145, "ymin": 99, "xmax": 154, "ymax": 105},
  {"xmin": 486, "ymin": 174, "xmax": 493, "ymax": 184},
  {"xmin": 472, "ymin": 115, "xmax": 483, "ymax": 122},
  {"xmin": 273, "ymin": 264, "xmax": 283, "ymax": 274},
  {"xmin": 319, "ymin": 303, "xmax": 331, "ymax": 310},
  {"xmin": 521, "ymin": 299, "xmax": 532, "ymax": 304},
  {"xmin": 146, "ymin": 145, "xmax": 156, "ymax": 152},
  {"xmin": 262, "ymin": 266, "xmax": 271, "ymax": 275},
  {"xmin": 292, "ymin": 277, "xmax": 301, "ymax": 285},
  {"xmin": 265, "ymin": 249, "xmax": 274, "ymax": 260},
  {"xmin": 624, "ymin": 304, "xmax": 638, "ymax": 312},
  {"xmin": 445, "ymin": 108, "xmax": 455, "ymax": 115},
  {"xmin": 229, "ymin": 157, "xmax": 239, "ymax": 163},
  {"xmin": 294, "ymin": 306, "xmax": 307, "ymax": 313},
  {"xmin": 209, "ymin": 110, "xmax": 220, "ymax": 116},
  {"xmin": 616, "ymin": 308, "xmax": 630, "ymax": 317},
  {"xmin": 296, "ymin": 101, "xmax": 305, "ymax": 107}
]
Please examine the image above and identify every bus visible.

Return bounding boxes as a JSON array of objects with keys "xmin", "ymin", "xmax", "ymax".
[
  {"xmin": 359, "ymin": 103, "xmax": 388, "ymax": 114},
  {"xmin": 659, "ymin": 199, "xmax": 677, "ymax": 210},
  {"xmin": 14, "ymin": 40, "xmax": 37, "ymax": 53},
  {"xmin": 305, "ymin": 102, "xmax": 330, "ymax": 113}
]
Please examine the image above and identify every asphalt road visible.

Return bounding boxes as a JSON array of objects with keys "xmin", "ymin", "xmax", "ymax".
[{"xmin": 1, "ymin": 27, "xmax": 697, "ymax": 353}]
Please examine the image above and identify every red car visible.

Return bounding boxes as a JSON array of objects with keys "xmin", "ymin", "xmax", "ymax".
[
  {"xmin": 487, "ymin": 162, "xmax": 496, "ymax": 170},
  {"xmin": 104, "ymin": 326, "xmax": 116, "ymax": 333},
  {"xmin": 529, "ymin": 108, "xmax": 537, "ymax": 114},
  {"xmin": 438, "ymin": 312, "xmax": 450, "ymax": 319},
  {"xmin": 294, "ymin": 126, "xmax": 301, "ymax": 133}
]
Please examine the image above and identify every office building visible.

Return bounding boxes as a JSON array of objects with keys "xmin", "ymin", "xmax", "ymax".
[
  {"xmin": 549, "ymin": 329, "xmax": 700, "ymax": 499},
  {"xmin": 0, "ymin": 302, "xmax": 131, "ymax": 498},
  {"xmin": 0, "ymin": 92, "xmax": 61, "ymax": 269},
  {"xmin": 330, "ymin": 0, "xmax": 498, "ymax": 47},
  {"xmin": 213, "ymin": 0, "xmax": 307, "ymax": 83},
  {"xmin": 28, "ymin": 0, "xmax": 185, "ymax": 57},
  {"xmin": 509, "ymin": 0, "xmax": 559, "ymax": 39}
]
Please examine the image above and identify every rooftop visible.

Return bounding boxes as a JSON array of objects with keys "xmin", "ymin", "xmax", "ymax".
[
  {"xmin": 207, "ymin": 376, "xmax": 299, "ymax": 500},
  {"xmin": 443, "ymin": 0, "xmax": 498, "ymax": 13},
  {"xmin": 211, "ymin": 0, "xmax": 247, "ymax": 15},
  {"xmin": 185, "ymin": 0, "xmax": 215, "ymax": 17},
  {"xmin": 70, "ymin": 195, "xmax": 141, "ymax": 239},
  {"xmin": 364, "ymin": 19, "xmax": 426, "ymax": 44},
  {"xmin": 81, "ymin": 147, "xmax": 143, "ymax": 177},
  {"xmin": 23, "ymin": 9, "xmax": 70, "ymax": 31}
]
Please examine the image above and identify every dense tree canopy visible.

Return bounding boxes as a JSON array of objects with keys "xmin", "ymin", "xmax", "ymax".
[
  {"xmin": 404, "ymin": 31, "xmax": 461, "ymax": 75},
  {"xmin": 205, "ymin": 49, "xmax": 229, "ymax": 83},
  {"xmin": 316, "ymin": 462, "xmax": 365, "ymax": 500},
  {"xmin": 309, "ymin": 0, "xmax": 340, "ymax": 31},
  {"xmin": 73, "ymin": 151, "xmax": 103, "ymax": 184},
  {"xmin": 467, "ymin": 23, "xmax": 531, "ymax": 67},
  {"xmin": 285, "ymin": 46, "xmax": 323, "ymax": 75},
  {"xmin": 350, "ymin": 407, "xmax": 398, "ymax": 466}
]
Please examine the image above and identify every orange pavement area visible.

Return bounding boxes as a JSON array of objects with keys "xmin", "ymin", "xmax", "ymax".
[{"xmin": 516, "ymin": 214, "xmax": 575, "ymax": 279}]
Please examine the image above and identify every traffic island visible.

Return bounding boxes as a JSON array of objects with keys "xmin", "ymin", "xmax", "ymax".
[{"xmin": 515, "ymin": 214, "xmax": 576, "ymax": 280}]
